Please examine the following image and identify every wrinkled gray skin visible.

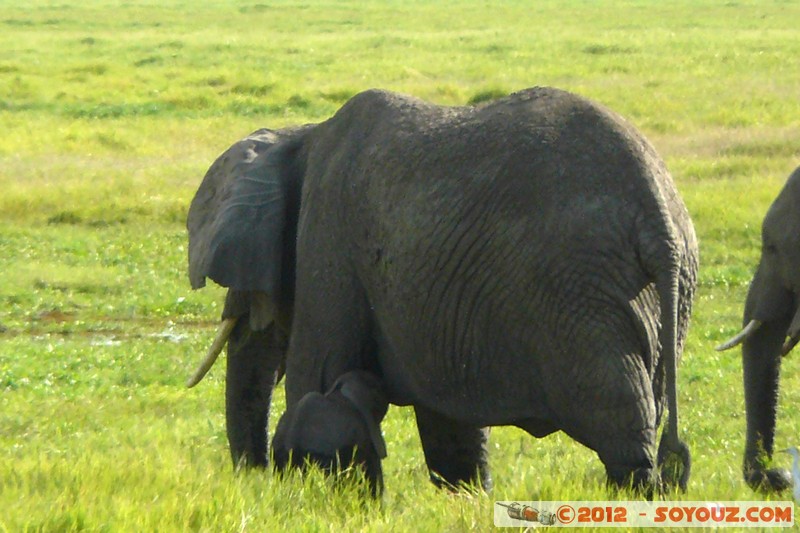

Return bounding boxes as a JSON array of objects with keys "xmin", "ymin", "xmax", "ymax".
[
  {"xmin": 717, "ymin": 166, "xmax": 800, "ymax": 492},
  {"xmin": 271, "ymin": 370, "xmax": 388, "ymax": 497},
  {"xmin": 186, "ymin": 87, "xmax": 699, "ymax": 493}
]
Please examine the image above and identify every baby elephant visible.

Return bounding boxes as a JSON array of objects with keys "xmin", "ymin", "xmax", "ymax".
[{"xmin": 271, "ymin": 370, "xmax": 388, "ymax": 496}]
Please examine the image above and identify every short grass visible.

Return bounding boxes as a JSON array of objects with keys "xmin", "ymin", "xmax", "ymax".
[{"xmin": 1, "ymin": 0, "xmax": 799, "ymax": 531}]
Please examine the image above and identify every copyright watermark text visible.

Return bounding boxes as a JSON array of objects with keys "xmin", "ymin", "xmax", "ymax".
[{"xmin": 494, "ymin": 501, "xmax": 794, "ymax": 527}]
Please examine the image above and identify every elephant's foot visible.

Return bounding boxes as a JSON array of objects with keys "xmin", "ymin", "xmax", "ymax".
[
  {"xmin": 597, "ymin": 437, "xmax": 658, "ymax": 498},
  {"xmin": 744, "ymin": 464, "xmax": 792, "ymax": 493},
  {"xmin": 605, "ymin": 464, "xmax": 657, "ymax": 499},
  {"xmin": 656, "ymin": 432, "xmax": 691, "ymax": 492},
  {"xmin": 414, "ymin": 406, "xmax": 492, "ymax": 492}
]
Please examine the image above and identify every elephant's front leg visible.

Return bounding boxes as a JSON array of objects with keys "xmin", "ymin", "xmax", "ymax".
[
  {"xmin": 226, "ymin": 319, "xmax": 284, "ymax": 468},
  {"xmin": 414, "ymin": 405, "xmax": 492, "ymax": 491}
]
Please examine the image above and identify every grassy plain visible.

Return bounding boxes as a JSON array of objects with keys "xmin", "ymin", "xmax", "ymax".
[{"xmin": 1, "ymin": 0, "xmax": 799, "ymax": 531}]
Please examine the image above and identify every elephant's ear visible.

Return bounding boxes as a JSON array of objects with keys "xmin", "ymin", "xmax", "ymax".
[
  {"xmin": 337, "ymin": 372, "xmax": 389, "ymax": 459},
  {"xmin": 187, "ymin": 129, "xmax": 300, "ymax": 299}
]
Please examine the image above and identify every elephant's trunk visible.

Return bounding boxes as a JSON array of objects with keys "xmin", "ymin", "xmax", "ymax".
[
  {"xmin": 226, "ymin": 319, "xmax": 285, "ymax": 468},
  {"xmin": 741, "ymin": 317, "xmax": 792, "ymax": 491},
  {"xmin": 739, "ymin": 268, "xmax": 795, "ymax": 491},
  {"xmin": 186, "ymin": 317, "xmax": 238, "ymax": 388}
]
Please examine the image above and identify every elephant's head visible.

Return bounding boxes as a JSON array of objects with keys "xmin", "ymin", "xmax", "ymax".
[
  {"xmin": 717, "ymin": 165, "xmax": 800, "ymax": 492},
  {"xmin": 271, "ymin": 370, "xmax": 389, "ymax": 497},
  {"xmin": 185, "ymin": 127, "xmax": 311, "ymax": 387},
  {"xmin": 184, "ymin": 127, "xmax": 313, "ymax": 469}
]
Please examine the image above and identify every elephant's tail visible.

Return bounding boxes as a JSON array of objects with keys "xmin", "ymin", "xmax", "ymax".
[{"xmin": 650, "ymin": 239, "xmax": 691, "ymax": 491}]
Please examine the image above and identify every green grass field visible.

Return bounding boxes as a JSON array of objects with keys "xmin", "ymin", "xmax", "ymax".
[{"xmin": 1, "ymin": 1, "xmax": 799, "ymax": 530}]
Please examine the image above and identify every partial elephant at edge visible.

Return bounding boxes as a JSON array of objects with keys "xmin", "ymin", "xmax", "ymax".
[{"xmin": 717, "ymin": 165, "xmax": 800, "ymax": 493}]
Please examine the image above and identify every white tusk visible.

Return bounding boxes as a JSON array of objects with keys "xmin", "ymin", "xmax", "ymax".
[
  {"xmin": 715, "ymin": 319, "xmax": 763, "ymax": 352},
  {"xmin": 186, "ymin": 317, "xmax": 238, "ymax": 388}
]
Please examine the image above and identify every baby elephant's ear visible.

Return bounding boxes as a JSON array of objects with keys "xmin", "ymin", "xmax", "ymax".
[
  {"xmin": 337, "ymin": 372, "xmax": 389, "ymax": 459},
  {"xmin": 187, "ymin": 129, "xmax": 298, "ymax": 297}
]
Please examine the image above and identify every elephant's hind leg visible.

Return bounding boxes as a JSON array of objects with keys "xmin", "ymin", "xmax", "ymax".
[
  {"xmin": 414, "ymin": 405, "xmax": 492, "ymax": 491},
  {"xmin": 560, "ymin": 353, "xmax": 659, "ymax": 495}
]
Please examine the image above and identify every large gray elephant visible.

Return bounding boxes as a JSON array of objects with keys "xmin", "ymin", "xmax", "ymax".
[
  {"xmin": 185, "ymin": 87, "xmax": 699, "ymax": 493},
  {"xmin": 716, "ymin": 165, "xmax": 800, "ymax": 492}
]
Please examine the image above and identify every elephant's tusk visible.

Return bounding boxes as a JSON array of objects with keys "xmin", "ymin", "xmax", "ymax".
[
  {"xmin": 781, "ymin": 308, "xmax": 800, "ymax": 357},
  {"xmin": 781, "ymin": 334, "xmax": 800, "ymax": 357},
  {"xmin": 186, "ymin": 317, "xmax": 238, "ymax": 388},
  {"xmin": 715, "ymin": 319, "xmax": 763, "ymax": 352}
]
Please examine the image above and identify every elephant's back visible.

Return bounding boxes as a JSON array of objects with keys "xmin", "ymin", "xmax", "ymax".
[
  {"xmin": 343, "ymin": 88, "xmax": 679, "ymax": 266},
  {"xmin": 329, "ymin": 87, "xmax": 678, "ymax": 223}
]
